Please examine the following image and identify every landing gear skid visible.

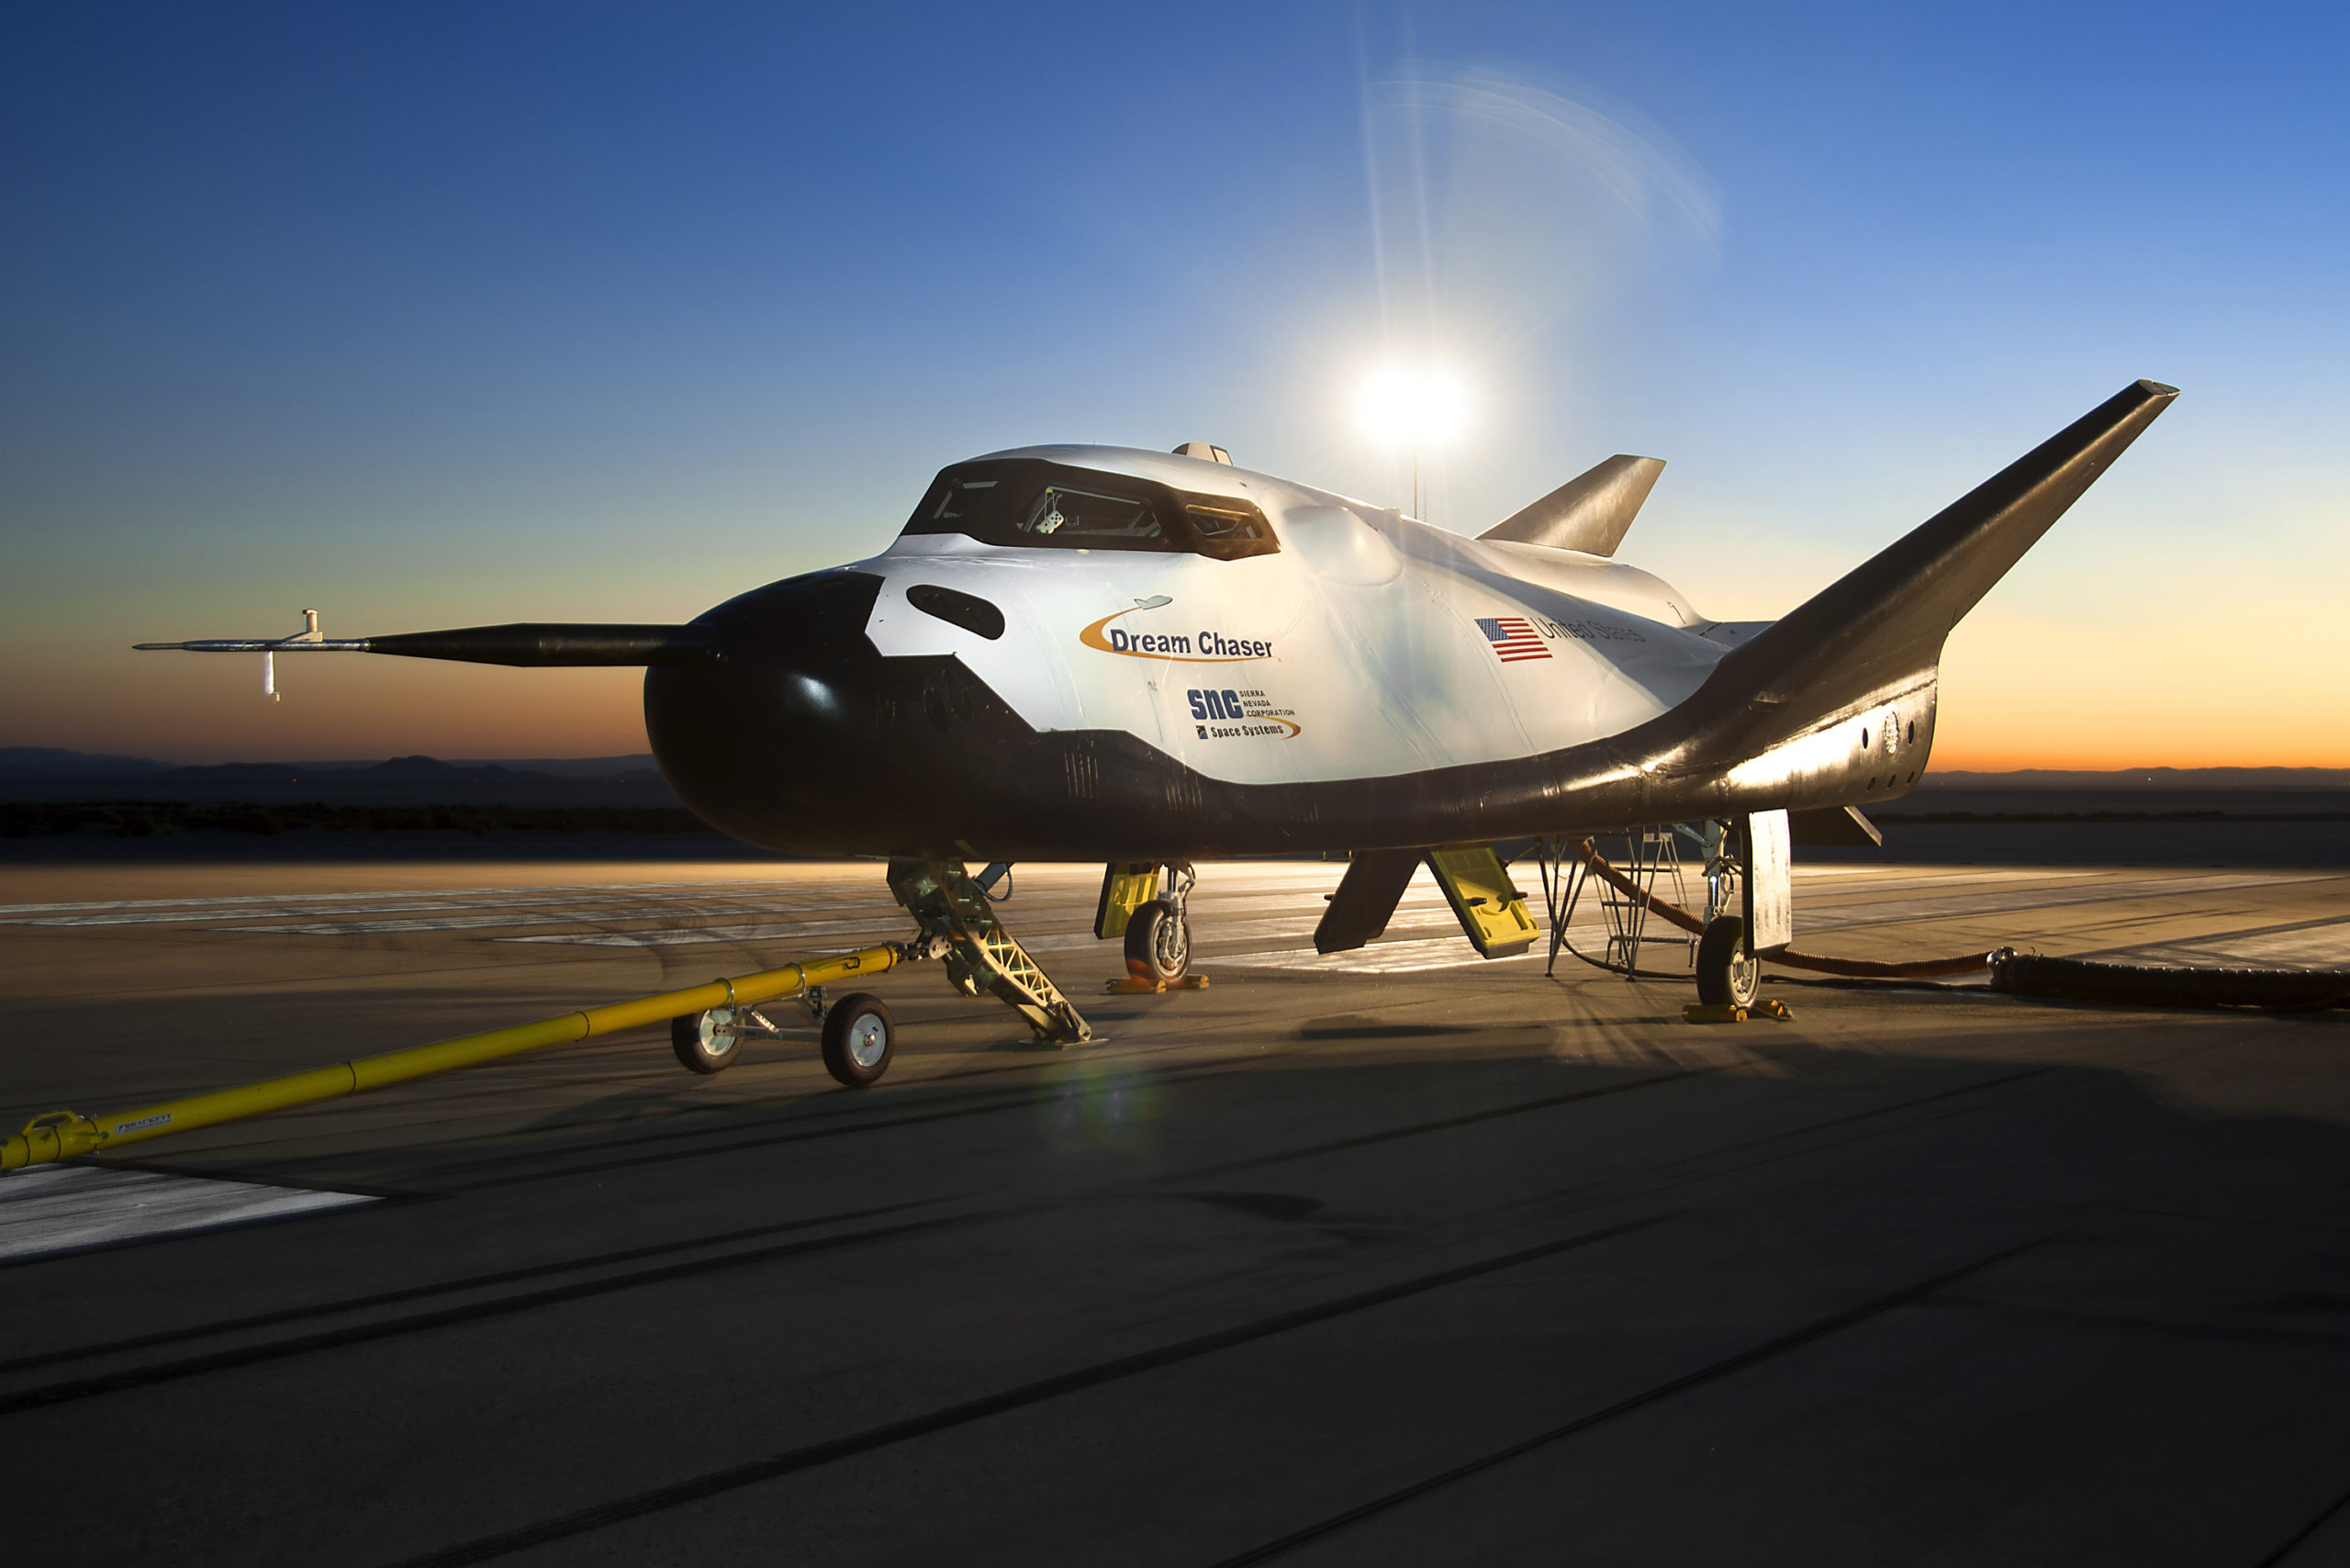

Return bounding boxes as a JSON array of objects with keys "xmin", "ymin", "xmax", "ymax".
[
  {"xmin": 665, "ymin": 861, "xmax": 1088, "ymax": 1086},
  {"xmin": 888, "ymin": 858, "xmax": 1092, "ymax": 1047}
]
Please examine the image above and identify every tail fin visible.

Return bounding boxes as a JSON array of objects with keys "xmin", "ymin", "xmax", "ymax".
[
  {"xmin": 1672, "ymin": 379, "xmax": 2177, "ymax": 764},
  {"xmin": 1481, "ymin": 454, "xmax": 1664, "ymax": 556}
]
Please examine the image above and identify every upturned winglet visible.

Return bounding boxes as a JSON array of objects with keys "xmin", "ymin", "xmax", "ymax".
[
  {"xmin": 1667, "ymin": 379, "xmax": 2177, "ymax": 765},
  {"xmin": 1480, "ymin": 454, "xmax": 1665, "ymax": 556}
]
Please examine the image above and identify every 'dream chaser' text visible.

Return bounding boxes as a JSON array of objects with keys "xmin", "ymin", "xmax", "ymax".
[{"xmin": 1106, "ymin": 628, "xmax": 1273, "ymax": 658}]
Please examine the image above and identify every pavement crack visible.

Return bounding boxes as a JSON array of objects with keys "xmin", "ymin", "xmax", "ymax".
[
  {"xmin": 0, "ymin": 1205, "xmax": 993, "ymax": 1417},
  {"xmin": 368, "ymin": 1213, "xmax": 1674, "ymax": 1568},
  {"xmin": 1203, "ymin": 1231, "xmax": 2062, "ymax": 1566}
]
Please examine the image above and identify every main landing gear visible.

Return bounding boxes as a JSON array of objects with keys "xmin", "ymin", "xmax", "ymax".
[
  {"xmin": 1100, "ymin": 861, "xmax": 1206, "ymax": 993},
  {"xmin": 1122, "ymin": 863, "xmax": 1196, "ymax": 988},
  {"xmin": 1692, "ymin": 810, "xmax": 1790, "ymax": 1017},
  {"xmin": 1695, "ymin": 915, "xmax": 1761, "ymax": 1009}
]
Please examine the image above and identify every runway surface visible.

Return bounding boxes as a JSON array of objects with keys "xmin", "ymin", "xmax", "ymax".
[{"xmin": 3, "ymin": 854, "xmax": 2349, "ymax": 1566}]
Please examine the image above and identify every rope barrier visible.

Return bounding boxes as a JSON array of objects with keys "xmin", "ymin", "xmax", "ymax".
[{"xmin": 1566, "ymin": 841, "xmax": 2348, "ymax": 1009}]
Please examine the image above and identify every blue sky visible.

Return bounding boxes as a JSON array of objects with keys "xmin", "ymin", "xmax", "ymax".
[{"xmin": 4, "ymin": 0, "xmax": 2344, "ymax": 764}]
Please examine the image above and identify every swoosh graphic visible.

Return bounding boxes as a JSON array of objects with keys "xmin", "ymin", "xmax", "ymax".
[{"xmin": 1192, "ymin": 716, "xmax": 1304, "ymax": 739}]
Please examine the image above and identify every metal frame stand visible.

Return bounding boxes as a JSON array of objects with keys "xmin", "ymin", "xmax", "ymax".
[
  {"xmin": 1598, "ymin": 826, "xmax": 1692, "ymax": 975},
  {"xmin": 1534, "ymin": 836, "xmax": 1593, "ymax": 978}
]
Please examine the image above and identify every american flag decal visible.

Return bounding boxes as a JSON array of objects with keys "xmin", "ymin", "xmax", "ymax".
[{"xmin": 1475, "ymin": 616, "xmax": 1550, "ymax": 662}]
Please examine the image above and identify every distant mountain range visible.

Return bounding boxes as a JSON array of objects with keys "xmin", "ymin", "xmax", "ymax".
[
  {"xmin": 1914, "ymin": 767, "xmax": 2350, "ymax": 790},
  {"xmin": 9, "ymin": 749, "xmax": 2344, "ymax": 790},
  {"xmin": 0, "ymin": 747, "xmax": 658, "ymax": 778},
  {"xmin": 0, "ymin": 749, "xmax": 679, "ymax": 807},
  {"xmin": 5, "ymin": 749, "xmax": 2345, "ymax": 813}
]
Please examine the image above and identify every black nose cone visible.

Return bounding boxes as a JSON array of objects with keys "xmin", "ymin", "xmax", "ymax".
[{"xmin": 644, "ymin": 570, "xmax": 894, "ymax": 853}]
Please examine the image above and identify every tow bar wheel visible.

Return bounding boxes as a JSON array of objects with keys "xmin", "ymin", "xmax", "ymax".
[
  {"xmin": 822, "ymin": 992, "xmax": 895, "ymax": 1088},
  {"xmin": 1124, "ymin": 899, "xmax": 1191, "ymax": 986},
  {"xmin": 672, "ymin": 1006, "xmax": 743, "ymax": 1074},
  {"xmin": 1695, "ymin": 915, "xmax": 1761, "ymax": 1009}
]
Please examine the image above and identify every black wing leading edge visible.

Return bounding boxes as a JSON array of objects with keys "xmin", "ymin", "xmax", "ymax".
[{"xmin": 1657, "ymin": 378, "xmax": 2178, "ymax": 772}]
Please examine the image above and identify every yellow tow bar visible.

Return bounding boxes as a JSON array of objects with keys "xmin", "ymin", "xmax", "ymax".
[{"xmin": 2, "ymin": 942, "xmax": 905, "ymax": 1173}]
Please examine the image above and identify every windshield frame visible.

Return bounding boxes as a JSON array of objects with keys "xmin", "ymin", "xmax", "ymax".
[{"xmin": 900, "ymin": 458, "xmax": 1278, "ymax": 562}]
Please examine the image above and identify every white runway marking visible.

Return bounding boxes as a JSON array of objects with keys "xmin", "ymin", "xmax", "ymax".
[
  {"xmin": 0, "ymin": 879, "xmax": 809, "ymax": 917},
  {"xmin": 0, "ymin": 1165, "xmax": 377, "ymax": 1264},
  {"xmin": 2092, "ymin": 916, "xmax": 2350, "ymax": 970},
  {"xmin": 497, "ymin": 903, "xmax": 1481, "ymax": 953},
  {"xmin": 24, "ymin": 896, "xmax": 597, "ymax": 927},
  {"xmin": 1795, "ymin": 871, "xmax": 2331, "ymax": 933},
  {"xmin": 1215, "ymin": 934, "xmax": 1572, "ymax": 973},
  {"xmin": 503, "ymin": 916, "xmax": 925, "ymax": 948}
]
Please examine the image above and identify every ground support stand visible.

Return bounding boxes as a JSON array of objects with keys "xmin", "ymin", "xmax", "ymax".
[
  {"xmin": 1534, "ymin": 836, "xmax": 1593, "ymax": 979},
  {"xmin": 887, "ymin": 858, "xmax": 1092, "ymax": 1046},
  {"xmin": 1597, "ymin": 826, "xmax": 1698, "ymax": 976}
]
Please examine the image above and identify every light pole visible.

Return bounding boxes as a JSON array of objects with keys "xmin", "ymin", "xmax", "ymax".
[{"xmin": 1360, "ymin": 365, "xmax": 1466, "ymax": 522}]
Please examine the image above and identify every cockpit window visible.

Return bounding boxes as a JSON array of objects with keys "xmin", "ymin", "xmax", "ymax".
[
  {"xmin": 1019, "ymin": 482, "xmax": 1168, "ymax": 543},
  {"xmin": 903, "ymin": 459, "xmax": 1276, "ymax": 561}
]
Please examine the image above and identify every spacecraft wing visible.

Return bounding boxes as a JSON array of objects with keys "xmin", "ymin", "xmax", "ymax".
[{"xmin": 1654, "ymin": 379, "xmax": 2177, "ymax": 772}]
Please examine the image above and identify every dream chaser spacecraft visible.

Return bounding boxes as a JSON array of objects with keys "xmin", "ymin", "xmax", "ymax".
[{"xmin": 143, "ymin": 379, "xmax": 2177, "ymax": 1081}]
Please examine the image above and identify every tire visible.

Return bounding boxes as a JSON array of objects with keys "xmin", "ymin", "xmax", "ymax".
[
  {"xmin": 672, "ymin": 1007, "xmax": 743, "ymax": 1074},
  {"xmin": 1695, "ymin": 916, "xmax": 1760, "ymax": 1008},
  {"xmin": 1124, "ymin": 900, "xmax": 1191, "ymax": 984},
  {"xmin": 821, "ymin": 992, "xmax": 895, "ymax": 1088}
]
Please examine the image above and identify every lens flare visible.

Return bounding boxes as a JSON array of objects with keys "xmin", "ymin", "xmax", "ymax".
[{"xmin": 1357, "ymin": 365, "xmax": 1470, "ymax": 448}]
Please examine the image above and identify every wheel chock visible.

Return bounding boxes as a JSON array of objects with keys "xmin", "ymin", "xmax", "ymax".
[
  {"xmin": 1683, "ymin": 998, "xmax": 1793, "ymax": 1025},
  {"xmin": 1103, "ymin": 974, "xmax": 1211, "ymax": 996}
]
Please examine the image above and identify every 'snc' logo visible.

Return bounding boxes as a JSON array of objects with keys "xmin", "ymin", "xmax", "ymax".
[{"xmin": 1186, "ymin": 687, "xmax": 1301, "ymax": 739}]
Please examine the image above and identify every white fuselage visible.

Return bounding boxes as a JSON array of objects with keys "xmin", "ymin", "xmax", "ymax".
[{"xmin": 857, "ymin": 444, "xmax": 1762, "ymax": 788}]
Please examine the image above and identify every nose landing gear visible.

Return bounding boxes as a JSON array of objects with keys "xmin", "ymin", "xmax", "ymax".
[{"xmin": 887, "ymin": 857, "xmax": 1093, "ymax": 1046}]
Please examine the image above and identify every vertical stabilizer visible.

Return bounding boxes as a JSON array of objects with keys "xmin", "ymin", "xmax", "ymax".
[{"xmin": 1480, "ymin": 454, "xmax": 1664, "ymax": 556}]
